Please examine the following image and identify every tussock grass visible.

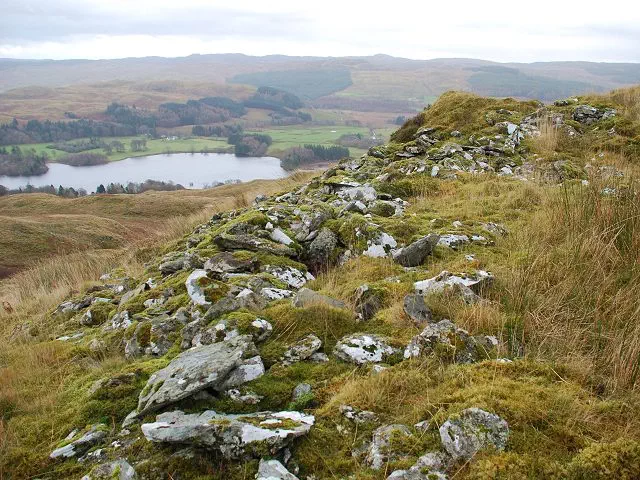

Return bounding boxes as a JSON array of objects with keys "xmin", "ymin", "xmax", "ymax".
[{"xmin": 502, "ymin": 177, "xmax": 640, "ymax": 390}]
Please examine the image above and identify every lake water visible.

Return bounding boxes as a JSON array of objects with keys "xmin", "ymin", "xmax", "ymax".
[{"xmin": 0, "ymin": 153, "xmax": 287, "ymax": 192}]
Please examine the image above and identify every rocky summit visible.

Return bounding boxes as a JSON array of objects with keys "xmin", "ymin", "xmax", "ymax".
[{"xmin": 4, "ymin": 89, "xmax": 640, "ymax": 480}]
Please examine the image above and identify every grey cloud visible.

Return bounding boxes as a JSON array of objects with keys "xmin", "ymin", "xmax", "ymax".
[{"xmin": 0, "ymin": 0, "xmax": 313, "ymax": 42}]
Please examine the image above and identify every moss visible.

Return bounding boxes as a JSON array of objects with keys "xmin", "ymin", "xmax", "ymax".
[
  {"xmin": 88, "ymin": 302, "xmax": 116, "ymax": 325},
  {"xmin": 369, "ymin": 201, "xmax": 397, "ymax": 217},
  {"xmin": 136, "ymin": 321, "xmax": 152, "ymax": 348},
  {"xmin": 567, "ymin": 439, "xmax": 640, "ymax": 479},
  {"xmin": 259, "ymin": 303, "xmax": 359, "ymax": 366}
]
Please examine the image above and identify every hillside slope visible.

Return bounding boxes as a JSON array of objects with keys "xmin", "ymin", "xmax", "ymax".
[{"xmin": 1, "ymin": 87, "xmax": 640, "ymax": 479}]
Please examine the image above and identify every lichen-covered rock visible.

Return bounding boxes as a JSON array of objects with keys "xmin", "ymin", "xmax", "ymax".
[
  {"xmin": 365, "ymin": 424, "xmax": 411, "ymax": 470},
  {"xmin": 305, "ymin": 227, "xmax": 338, "ymax": 270},
  {"xmin": 50, "ymin": 424, "xmax": 107, "ymax": 459},
  {"xmin": 292, "ymin": 288, "xmax": 346, "ymax": 309},
  {"xmin": 354, "ymin": 284, "xmax": 385, "ymax": 321},
  {"xmin": 292, "ymin": 383, "xmax": 312, "ymax": 401},
  {"xmin": 81, "ymin": 459, "xmax": 136, "ymax": 480},
  {"xmin": 392, "ymin": 234, "xmax": 440, "ymax": 267},
  {"xmin": 281, "ymin": 334, "xmax": 322, "ymax": 366},
  {"xmin": 340, "ymin": 405, "xmax": 379, "ymax": 424},
  {"xmin": 141, "ymin": 410, "xmax": 314, "ymax": 459},
  {"xmin": 334, "ymin": 334, "xmax": 398, "ymax": 365},
  {"xmin": 204, "ymin": 251, "xmax": 258, "ymax": 274},
  {"xmin": 136, "ymin": 335, "xmax": 258, "ymax": 416},
  {"xmin": 204, "ymin": 291, "xmax": 267, "ymax": 320},
  {"xmin": 388, "ymin": 452, "xmax": 451, "ymax": 479},
  {"xmin": 439, "ymin": 408, "xmax": 509, "ymax": 460},
  {"xmin": 265, "ymin": 265, "xmax": 310, "ymax": 289},
  {"xmin": 404, "ymin": 319, "xmax": 498, "ymax": 363},
  {"xmin": 414, "ymin": 270, "xmax": 493, "ymax": 303},
  {"xmin": 402, "ymin": 294, "xmax": 432, "ymax": 326},
  {"xmin": 363, "ymin": 232, "xmax": 397, "ymax": 258},
  {"xmin": 256, "ymin": 459, "xmax": 299, "ymax": 480},
  {"xmin": 214, "ymin": 233, "xmax": 296, "ymax": 257},
  {"xmin": 573, "ymin": 104, "xmax": 616, "ymax": 125}
]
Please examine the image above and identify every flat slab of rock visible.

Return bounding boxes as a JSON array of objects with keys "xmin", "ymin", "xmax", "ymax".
[
  {"xmin": 439, "ymin": 408, "xmax": 509, "ymax": 460},
  {"xmin": 392, "ymin": 234, "xmax": 440, "ymax": 267},
  {"xmin": 214, "ymin": 233, "xmax": 296, "ymax": 257},
  {"xmin": 50, "ymin": 424, "xmax": 107, "ymax": 459},
  {"xmin": 141, "ymin": 409, "xmax": 314, "ymax": 459},
  {"xmin": 205, "ymin": 252, "xmax": 257, "ymax": 274},
  {"xmin": 334, "ymin": 334, "xmax": 398, "ymax": 365},
  {"xmin": 256, "ymin": 459, "xmax": 299, "ymax": 480},
  {"xmin": 137, "ymin": 335, "xmax": 258, "ymax": 416},
  {"xmin": 292, "ymin": 288, "xmax": 346, "ymax": 309}
]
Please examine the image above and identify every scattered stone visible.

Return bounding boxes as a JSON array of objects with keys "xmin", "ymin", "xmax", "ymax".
[
  {"xmin": 214, "ymin": 233, "xmax": 296, "ymax": 257},
  {"xmin": 387, "ymin": 451, "xmax": 450, "ymax": 479},
  {"xmin": 439, "ymin": 408, "xmax": 509, "ymax": 460},
  {"xmin": 364, "ymin": 232, "xmax": 397, "ymax": 258},
  {"xmin": 292, "ymin": 383, "xmax": 312, "ymax": 401},
  {"xmin": 81, "ymin": 459, "xmax": 136, "ymax": 480},
  {"xmin": 402, "ymin": 294, "xmax": 432, "ymax": 326},
  {"xmin": 292, "ymin": 288, "xmax": 346, "ymax": 309},
  {"xmin": 305, "ymin": 228, "xmax": 339, "ymax": 270},
  {"xmin": 270, "ymin": 228, "xmax": 294, "ymax": 246},
  {"xmin": 414, "ymin": 270, "xmax": 493, "ymax": 303},
  {"xmin": 365, "ymin": 424, "xmax": 411, "ymax": 470},
  {"xmin": 354, "ymin": 284, "xmax": 385, "ymax": 321},
  {"xmin": 141, "ymin": 410, "xmax": 314, "ymax": 459},
  {"xmin": 281, "ymin": 334, "xmax": 322, "ymax": 366},
  {"xmin": 185, "ymin": 270, "xmax": 212, "ymax": 306},
  {"xmin": 265, "ymin": 266, "xmax": 309, "ymax": 289},
  {"xmin": 136, "ymin": 335, "xmax": 258, "ymax": 416},
  {"xmin": 334, "ymin": 334, "xmax": 398, "ymax": 365},
  {"xmin": 437, "ymin": 234, "xmax": 469, "ymax": 250},
  {"xmin": 573, "ymin": 104, "xmax": 616, "ymax": 125},
  {"xmin": 309, "ymin": 352, "xmax": 329, "ymax": 363},
  {"xmin": 404, "ymin": 319, "xmax": 498, "ymax": 363},
  {"xmin": 50, "ymin": 424, "xmax": 107, "ymax": 459},
  {"xmin": 340, "ymin": 405, "xmax": 378, "ymax": 424},
  {"xmin": 256, "ymin": 459, "xmax": 299, "ymax": 480},
  {"xmin": 392, "ymin": 234, "xmax": 440, "ymax": 267},
  {"xmin": 261, "ymin": 287, "xmax": 294, "ymax": 300},
  {"xmin": 204, "ymin": 252, "xmax": 258, "ymax": 274}
]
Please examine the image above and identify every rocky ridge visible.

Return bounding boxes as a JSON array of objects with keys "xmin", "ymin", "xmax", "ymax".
[{"xmin": 33, "ymin": 93, "xmax": 640, "ymax": 479}]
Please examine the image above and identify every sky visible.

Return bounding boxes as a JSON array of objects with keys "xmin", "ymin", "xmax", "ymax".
[{"xmin": 1, "ymin": 0, "xmax": 639, "ymax": 62}]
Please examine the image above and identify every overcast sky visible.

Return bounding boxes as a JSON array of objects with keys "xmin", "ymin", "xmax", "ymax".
[{"xmin": 1, "ymin": 0, "xmax": 639, "ymax": 62}]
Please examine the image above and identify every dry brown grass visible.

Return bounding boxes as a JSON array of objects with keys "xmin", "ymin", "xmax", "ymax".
[
  {"xmin": 502, "ymin": 177, "xmax": 640, "ymax": 390},
  {"xmin": 530, "ymin": 115, "xmax": 560, "ymax": 156}
]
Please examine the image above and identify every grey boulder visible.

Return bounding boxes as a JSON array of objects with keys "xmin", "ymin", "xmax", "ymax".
[
  {"xmin": 392, "ymin": 234, "xmax": 440, "ymax": 267},
  {"xmin": 136, "ymin": 335, "xmax": 259, "ymax": 416},
  {"xmin": 439, "ymin": 408, "xmax": 509, "ymax": 460},
  {"xmin": 204, "ymin": 251, "xmax": 258, "ymax": 274},
  {"xmin": 402, "ymin": 294, "xmax": 432, "ymax": 326},
  {"xmin": 305, "ymin": 228, "xmax": 338, "ymax": 270},
  {"xmin": 141, "ymin": 410, "xmax": 314, "ymax": 459},
  {"xmin": 404, "ymin": 319, "xmax": 498, "ymax": 364}
]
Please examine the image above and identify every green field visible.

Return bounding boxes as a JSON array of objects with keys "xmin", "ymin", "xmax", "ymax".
[{"xmin": 248, "ymin": 125, "xmax": 396, "ymax": 158}]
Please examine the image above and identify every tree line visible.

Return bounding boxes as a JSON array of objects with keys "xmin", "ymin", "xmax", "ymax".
[
  {"xmin": 0, "ymin": 146, "xmax": 49, "ymax": 176},
  {"xmin": 280, "ymin": 144, "xmax": 350, "ymax": 171}
]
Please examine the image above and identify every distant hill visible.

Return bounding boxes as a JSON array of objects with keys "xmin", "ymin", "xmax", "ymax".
[{"xmin": 0, "ymin": 54, "xmax": 638, "ymax": 104}]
